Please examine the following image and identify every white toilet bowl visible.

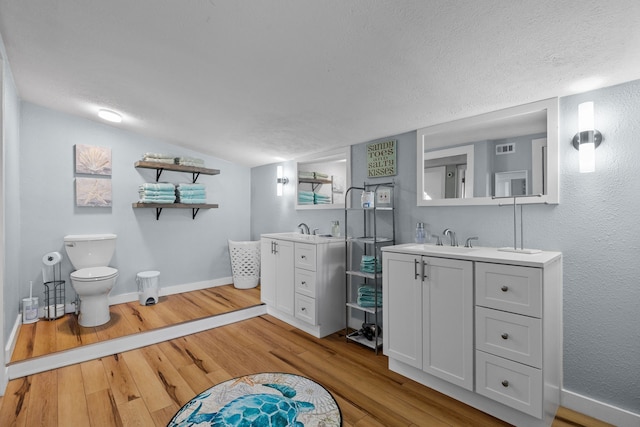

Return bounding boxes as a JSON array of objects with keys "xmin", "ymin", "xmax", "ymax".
[{"xmin": 70, "ymin": 266, "xmax": 118, "ymax": 327}]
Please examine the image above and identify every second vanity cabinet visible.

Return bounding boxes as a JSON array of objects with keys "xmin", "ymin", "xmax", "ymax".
[
  {"xmin": 382, "ymin": 244, "xmax": 562, "ymax": 427},
  {"xmin": 261, "ymin": 233, "xmax": 345, "ymax": 338},
  {"xmin": 383, "ymin": 252, "xmax": 473, "ymax": 390}
]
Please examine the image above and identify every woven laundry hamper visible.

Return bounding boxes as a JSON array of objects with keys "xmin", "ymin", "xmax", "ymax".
[{"xmin": 228, "ymin": 240, "xmax": 261, "ymax": 289}]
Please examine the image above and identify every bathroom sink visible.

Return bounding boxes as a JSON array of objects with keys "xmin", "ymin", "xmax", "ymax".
[
  {"xmin": 263, "ymin": 232, "xmax": 344, "ymax": 243},
  {"xmin": 402, "ymin": 244, "xmax": 479, "ymax": 254}
]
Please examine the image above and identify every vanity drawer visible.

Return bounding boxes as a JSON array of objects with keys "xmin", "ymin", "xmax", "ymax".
[
  {"xmin": 476, "ymin": 351, "xmax": 542, "ymax": 418},
  {"xmin": 475, "ymin": 307, "xmax": 542, "ymax": 368},
  {"xmin": 476, "ymin": 263, "xmax": 542, "ymax": 317},
  {"xmin": 295, "ymin": 243, "xmax": 317, "ymax": 271},
  {"xmin": 295, "ymin": 268, "xmax": 316, "ymax": 298},
  {"xmin": 295, "ymin": 293, "xmax": 317, "ymax": 325}
]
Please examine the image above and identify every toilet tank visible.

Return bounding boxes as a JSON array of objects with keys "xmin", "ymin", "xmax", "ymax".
[{"xmin": 64, "ymin": 234, "xmax": 117, "ymax": 270}]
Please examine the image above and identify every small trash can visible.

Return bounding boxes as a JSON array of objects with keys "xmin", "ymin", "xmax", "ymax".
[
  {"xmin": 137, "ymin": 271, "xmax": 160, "ymax": 305},
  {"xmin": 228, "ymin": 240, "xmax": 260, "ymax": 289}
]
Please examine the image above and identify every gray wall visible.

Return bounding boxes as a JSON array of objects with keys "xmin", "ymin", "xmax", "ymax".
[
  {"xmin": 2, "ymin": 43, "xmax": 21, "ymax": 345},
  {"xmin": 251, "ymin": 80, "xmax": 640, "ymax": 414},
  {"xmin": 16, "ymin": 103, "xmax": 251, "ymax": 311}
]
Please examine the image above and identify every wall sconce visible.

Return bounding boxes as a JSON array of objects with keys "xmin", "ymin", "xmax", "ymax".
[
  {"xmin": 276, "ymin": 165, "xmax": 289, "ymax": 196},
  {"xmin": 572, "ymin": 101, "xmax": 603, "ymax": 173}
]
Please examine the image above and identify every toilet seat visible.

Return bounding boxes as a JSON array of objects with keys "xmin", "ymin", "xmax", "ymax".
[{"xmin": 71, "ymin": 266, "xmax": 118, "ymax": 282}]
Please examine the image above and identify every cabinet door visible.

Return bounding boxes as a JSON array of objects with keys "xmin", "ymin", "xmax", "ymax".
[
  {"xmin": 260, "ymin": 239, "xmax": 277, "ymax": 306},
  {"xmin": 274, "ymin": 240, "xmax": 294, "ymax": 316},
  {"xmin": 423, "ymin": 256, "xmax": 473, "ymax": 390},
  {"xmin": 383, "ymin": 252, "xmax": 423, "ymax": 369}
]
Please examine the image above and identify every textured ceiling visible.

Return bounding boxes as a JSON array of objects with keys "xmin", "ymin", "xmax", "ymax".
[{"xmin": 1, "ymin": 0, "xmax": 639, "ymax": 167}]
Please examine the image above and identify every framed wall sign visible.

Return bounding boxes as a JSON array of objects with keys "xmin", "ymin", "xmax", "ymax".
[{"xmin": 367, "ymin": 139, "xmax": 396, "ymax": 178}]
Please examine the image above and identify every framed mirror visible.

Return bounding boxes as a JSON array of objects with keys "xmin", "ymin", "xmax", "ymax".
[
  {"xmin": 416, "ymin": 98, "xmax": 559, "ymax": 206},
  {"xmin": 295, "ymin": 147, "xmax": 351, "ymax": 210}
]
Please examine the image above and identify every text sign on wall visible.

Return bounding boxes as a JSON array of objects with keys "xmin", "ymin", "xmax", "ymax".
[{"xmin": 367, "ymin": 139, "xmax": 397, "ymax": 178}]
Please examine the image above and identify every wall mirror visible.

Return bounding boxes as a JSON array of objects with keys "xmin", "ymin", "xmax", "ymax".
[
  {"xmin": 296, "ymin": 147, "xmax": 351, "ymax": 210},
  {"xmin": 416, "ymin": 98, "xmax": 559, "ymax": 206}
]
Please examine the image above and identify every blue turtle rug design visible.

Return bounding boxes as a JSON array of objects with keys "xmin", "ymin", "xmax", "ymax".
[{"xmin": 168, "ymin": 372, "xmax": 341, "ymax": 427}]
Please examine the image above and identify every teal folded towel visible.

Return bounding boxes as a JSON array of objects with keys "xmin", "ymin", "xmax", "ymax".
[
  {"xmin": 176, "ymin": 189, "xmax": 206, "ymax": 196},
  {"xmin": 138, "ymin": 196, "xmax": 175, "ymax": 203},
  {"xmin": 139, "ymin": 182, "xmax": 175, "ymax": 191},
  {"xmin": 178, "ymin": 198, "xmax": 207, "ymax": 204},
  {"xmin": 139, "ymin": 189, "xmax": 176, "ymax": 196},
  {"xmin": 176, "ymin": 183, "xmax": 206, "ymax": 191}
]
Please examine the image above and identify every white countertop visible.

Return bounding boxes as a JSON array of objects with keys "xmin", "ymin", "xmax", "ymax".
[
  {"xmin": 261, "ymin": 232, "xmax": 345, "ymax": 244},
  {"xmin": 382, "ymin": 243, "xmax": 561, "ymax": 267}
]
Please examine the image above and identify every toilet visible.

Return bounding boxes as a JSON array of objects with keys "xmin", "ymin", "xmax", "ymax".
[{"xmin": 64, "ymin": 234, "xmax": 119, "ymax": 327}]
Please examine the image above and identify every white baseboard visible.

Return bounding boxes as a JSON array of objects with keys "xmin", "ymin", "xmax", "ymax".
[
  {"xmin": 8, "ymin": 304, "xmax": 266, "ymax": 379},
  {"xmin": 108, "ymin": 276, "xmax": 232, "ymax": 305},
  {"xmin": 4, "ymin": 314, "xmax": 21, "ymax": 367},
  {"xmin": 561, "ymin": 388, "xmax": 640, "ymax": 426}
]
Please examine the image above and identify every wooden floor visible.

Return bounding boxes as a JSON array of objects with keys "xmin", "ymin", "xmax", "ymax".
[
  {"xmin": 0, "ymin": 286, "xmax": 612, "ymax": 426},
  {"xmin": 9, "ymin": 284, "xmax": 262, "ymax": 363}
]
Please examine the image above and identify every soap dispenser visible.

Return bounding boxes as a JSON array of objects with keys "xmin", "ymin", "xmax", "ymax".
[
  {"xmin": 415, "ymin": 222, "xmax": 426, "ymax": 244},
  {"xmin": 331, "ymin": 220, "xmax": 340, "ymax": 237}
]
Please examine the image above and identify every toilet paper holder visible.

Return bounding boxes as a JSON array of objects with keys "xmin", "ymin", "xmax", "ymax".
[{"xmin": 42, "ymin": 254, "xmax": 65, "ymax": 320}]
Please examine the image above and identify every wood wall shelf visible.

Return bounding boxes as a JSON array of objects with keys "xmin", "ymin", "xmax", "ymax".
[
  {"xmin": 134, "ymin": 161, "xmax": 220, "ymax": 183},
  {"xmin": 132, "ymin": 203, "xmax": 219, "ymax": 220}
]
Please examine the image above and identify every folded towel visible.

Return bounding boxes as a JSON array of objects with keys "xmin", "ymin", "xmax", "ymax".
[
  {"xmin": 139, "ymin": 183, "xmax": 175, "ymax": 191},
  {"xmin": 175, "ymin": 156, "xmax": 204, "ymax": 164},
  {"xmin": 315, "ymin": 172, "xmax": 329, "ymax": 179},
  {"xmin": 138, "ymin": 196, "xmax": 176, "ymax": 203},
  {"xmin": 357, "ymin": 296, "xmax": 382, "ymax": 307},
  {"xmin": 139, "ymin": 189, "xmax": 176, "ymax": 197},
  {"xmin": 142, "ymin": 157, "xmax": 175, "ymax": 164},
  {"xmin": 176, "ymin": 183, "xmax": 206, "ymax": 191},
  {"xmin": 298, "ymin": 171, "xmax": 315, "ymax": 179},
  {"xmin": 175, "ymin": 189, "xmax": 206, "ymax": 196},
  {"xmin": 143, "ymin": 152, "xmax": 175, "ymax": 160},
  {"xmin": 177, "ymin": 197, "xmax": 207, "ymax": 204}
]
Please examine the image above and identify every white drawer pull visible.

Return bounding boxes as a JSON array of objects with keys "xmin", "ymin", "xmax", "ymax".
[
  {"xmin": 501, "ymin": 380, "xmax": 509, "ymax": 387},
  {"xmin": 501, "ymin": 285, "xmax": 509, "ymax": 292},
  {"xmin": 501, "ymin": 333, "xmax": 509, "ymax": 340}
]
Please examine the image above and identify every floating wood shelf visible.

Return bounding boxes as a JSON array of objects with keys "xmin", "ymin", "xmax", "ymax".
[
  {"xmin": 132, "ymin": 203, "xmax": 219, "ymax": 220},
  {"xmin": 134, "ymin": 161, "xmax": 220, "ymax": 183}
]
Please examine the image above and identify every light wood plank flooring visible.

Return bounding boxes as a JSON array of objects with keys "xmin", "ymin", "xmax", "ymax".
[
  {"xmin": 10, "ymin": 284, "xmax": 261, "ymax": 363},
  {"xmin": 1, "ymin": 287, "xmax": 612, "ymax": 426}
]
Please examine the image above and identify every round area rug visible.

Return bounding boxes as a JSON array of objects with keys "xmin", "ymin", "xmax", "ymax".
[{"xmin": 168, "ymin": 372, "xmax": 341, "ymax": 426}]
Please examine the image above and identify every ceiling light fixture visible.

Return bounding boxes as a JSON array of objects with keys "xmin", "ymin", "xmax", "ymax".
[{"xmin": 98, "ymin": 109, "xmax": 122, "ymax": 123}]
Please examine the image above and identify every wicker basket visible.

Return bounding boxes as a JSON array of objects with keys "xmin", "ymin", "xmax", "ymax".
[{"xmin": 228, "ymin": 240, "xmax": 261, "ymax": 289}]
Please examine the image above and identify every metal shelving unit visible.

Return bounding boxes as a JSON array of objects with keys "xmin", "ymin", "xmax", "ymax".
[{"xmin": 344, "ymin": 182, "xmax": 395, "ymax": 353}]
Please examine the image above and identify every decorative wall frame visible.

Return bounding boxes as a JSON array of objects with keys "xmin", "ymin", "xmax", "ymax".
[
  {"xmin": 76, "ymin": 178, "xmax": 112, "ymax": 207},
  {"xmin": 75, "ymin": 144, "xmax": 112, "ymax": 175},
  {"xmin": 367, "ymin": 139, "xmax": 397, "ymax": 178}
]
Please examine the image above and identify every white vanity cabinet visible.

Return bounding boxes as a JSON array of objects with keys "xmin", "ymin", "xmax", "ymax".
[
  {"xmin": 260, "ymin": 234, "xmax": 345, "ymax": 338},
  {"xmin": 383, "ymin": 252, "xmax": 473, "ymax": 390},
  {"xmin": 382, "ymin": 244, "xmax": 562, "ymax": 427},
  {"xmin": 260, "ymin": 238, "xmax": 294, "ymax": 315}
]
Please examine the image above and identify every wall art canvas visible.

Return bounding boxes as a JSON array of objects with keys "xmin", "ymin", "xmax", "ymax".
[
  {"xmin": 76, "ymin": 178, "xmax": 112, "ymax": 207},
  {"xmin": 75, "ymin": 144, "xmax": 112, "ymax": 175}
]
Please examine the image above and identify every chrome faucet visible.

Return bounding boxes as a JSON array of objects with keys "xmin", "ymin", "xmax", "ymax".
[
  {"xmin": 465, "ymin": 236, "xmax": 479, "ymax": 248},
  {"xmin": 443, "ymin": 228, "xmax": 458, "ymax": 247},
  {"xmin": 297, "ymin": 223, "xmax": 310, "ymax": 234}
]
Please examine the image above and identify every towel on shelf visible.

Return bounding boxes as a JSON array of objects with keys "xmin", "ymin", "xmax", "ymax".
[
  {"xmin": 139, "ymin": 182, "xmax": 175, "ymax": 191},
  {"xmin": 314, "ymin": 193, "xmax": 331, "ymax": 204},
  {"xmin": 175, "ymin": 156, "xmax": 205, "ymax": 167},
  {"xmin": 175, "ymin": 189, "xmax": 206, "ymax": 197},
  {"xmin": 138, "ymin": 190, "xmax": 176, "ymax": 198},
  {"xmin": 142, "ymin": 157, "xmax": 175, "ymax": 164},
  {"xmin": 360, "ymin": 255, "xmax": 382, "ymax": 274},
  {"xmin": 357, "ymin": 285, "xmax": 382, "ymax": 307},
  {"xmin": 176, "ymin": 183, "xmax": 206, "ymax": 191},
  {"xmin": 298, "ymin": 171, "xmax": 315, "ymax": 179},
  {"xmin": 177, "ymin": 197, "xmax": 207, "ymax": 204},
  {"xmin": 315, "ymin": 172, "xmax": 329, "ymax": 179},
  {"xmin": 138, "ymin": 195, "xmax": 176, "ymax": 203},
  {"xmin": 143, "ymin": 152, "xmax": 175, "ymax": 160}
]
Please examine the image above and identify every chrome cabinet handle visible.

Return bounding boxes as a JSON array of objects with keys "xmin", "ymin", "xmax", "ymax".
[
  {"xmin": 422, "ymin": 260, "xmax": 428, "ymax": 280},
  {"xmin": 301, "ymin": 255, "xmax": 306, "ymax": 259},
  {"xmin": 414, "ymin": 259, "xmax": 420, "ymax": 280},
  {"xmin": 501, "ymin": 333, "xmax": 509, "ymax": 340},
  {"xmin": 301, "ymin": 281, "xmax": 307, "ymax": 285},
  {"xmin": 501, "ymin": 380, "xmax": 509, "ymax": 387},
  {"xmin": 301, "ymin": 307, "xmax": 306, "ymax": 311},
  {"xmin": 273, "ymin": 241, "xmax": 278, "ymax": 254},
  {"xmin": 501, "ymin": 285, "xmax": 509, "ymax": 292}
]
